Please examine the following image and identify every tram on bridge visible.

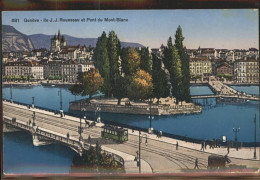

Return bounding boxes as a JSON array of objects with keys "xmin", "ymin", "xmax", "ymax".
[{"xmin": 101, "ymin": 125, "xmax": 128, "ymax": 143}]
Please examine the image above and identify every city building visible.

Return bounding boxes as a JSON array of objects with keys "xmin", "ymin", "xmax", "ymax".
[
  {"xmin": 216, "ymin": 62, "xmax": 233, "ymax": 76},
  {"xmin": 234, "ymin": 58, "xmax": 259, "ymax": 83},
  {"xmin": 78, "ymin": 61, "xmax": 95, "ymax": 73},
  {"xmin": 4, "ymin": 61, "xmax": 44, "ymax": 80},
  {"xmin": 40, "ymin": 59, "xmax": 63, "ymax": 79},
  {"xmin": 61, "ymin": 59, "xmax": 78, "ymax": 82},
  {"xmin": 189, "ymin": 56, "xmax": 212, "ymax": 77}
]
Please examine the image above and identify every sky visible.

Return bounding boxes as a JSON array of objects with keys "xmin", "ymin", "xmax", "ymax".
[{"xmin": 2, "ymin": 9, "xmax": 259, "ymax": 49}]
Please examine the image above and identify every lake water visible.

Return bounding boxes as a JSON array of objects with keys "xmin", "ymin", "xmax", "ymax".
[{"xmin": 2, "ymin": 84, "xmax": 259, "ymax": 174}]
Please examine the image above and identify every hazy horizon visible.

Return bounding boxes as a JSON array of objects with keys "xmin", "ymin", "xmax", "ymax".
[{"xmin": 2, "ymin": 10, "xmax": 259, "ymax": 49}]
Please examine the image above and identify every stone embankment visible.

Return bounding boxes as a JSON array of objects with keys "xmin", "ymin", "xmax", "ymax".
[{"xmin": 69, "ymin": 97, "xmax": 202, "ymax": 116}]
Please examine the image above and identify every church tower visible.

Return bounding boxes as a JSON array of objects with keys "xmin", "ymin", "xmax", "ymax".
[{"xmin": 50, "ymin": 30, "xmax": 66, "ymax": 52}]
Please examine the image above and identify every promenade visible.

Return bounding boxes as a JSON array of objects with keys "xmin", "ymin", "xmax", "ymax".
[{"xmin": 3, "ymin": 101, "xmax": 260, "ymax": 173}]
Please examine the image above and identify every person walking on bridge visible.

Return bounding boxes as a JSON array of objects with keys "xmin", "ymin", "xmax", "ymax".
[
  {"xmin": 194, "ymin": 158, "xmax": 199, "ymax": 169},
  {"xmin": 200, "ymin": 141, "xmax": 204, "ymax": 151},
  {"xmin": 176, "ymin": 141, "xmax": 178, "ymax": 150}
]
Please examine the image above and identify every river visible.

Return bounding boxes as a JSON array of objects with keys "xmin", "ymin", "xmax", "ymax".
[{"xmin": 2, "ymin": 84, "xmax": 259, "ymax": 174}]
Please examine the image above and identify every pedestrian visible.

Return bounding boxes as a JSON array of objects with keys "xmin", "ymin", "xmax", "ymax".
[
  {"xmin": 227, "ymin": 145, "xmax": 230, "ymax": 154},
  {"xmin": 200, "ymin": 141, "xmax": 204, "ymax": 151},
  {"xmin": 176, "ymin": 141, "xmax": 178, "ymax": 150},
  {"xmin": 29, "ymin": 120, "xmax": 31, "ymax": 126},
  {"xmin": 88, "ymin": 135, "xmax": 91, "ymax": 143},
  {"xmin": 194, "ymin": 158, "xmax": 199, "ymax": 169},
  {"xmin": 204, "ymin": 141, "xmax": 207, "ymax": 150}
]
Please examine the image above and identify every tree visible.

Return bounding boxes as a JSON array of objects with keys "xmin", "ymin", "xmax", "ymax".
[
  {"xmin": 69, "ymin": 69, "xmax": 103, "ymax": 99},
  {"xmin": 69, "ymin": 83, "xmax": 83, "ymax": 96},
  {"xmin": 121, "ymin": 48, "xmax": 140, "ymax": 77},
  {"xmin": 127, "ymin": 69, "xmax": 153, "ymax": 100},
  {"xmin": 113, "ymin": 74, "xmax": 127, "ymax": 105},
  {"xmin": 140, "ymin": 47, "xmax": 152, "ymax": 74},
  {"xmin": 71, "ymin": 142, "xmax": 124, "ymax": 173},
  {"xmin": 170, "ymin": 46, "xmax": 183, "ymax": 103},
  {"xmin": 93, "ymin": 32, "xmax": 111, "ymax": 97},
  {"xmin": 175, "ymin": 25, "xmax": 191, "ymax": 102},
  {"xmin": 151, "ymin": 54, "xmax": 170, "ymax": 101},
  {"xmin": 82, "ymin": 69, "xmax": 104, "ymax": 98},
  {"xmin": 107, "ymin": 31, "xmax": 121, "ymax": 96}
]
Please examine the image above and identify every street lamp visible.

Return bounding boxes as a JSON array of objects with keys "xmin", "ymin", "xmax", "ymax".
[
  {"xmin": 233, "ymin": 127, "xmax": 240, "ymax": 151},
  {"xmin": 78, "ymin": 101, "xmax": 83, "ymax": 142},
  {"xmin": 254, "ymin": 114, "xmax": 257, "ymax": 159},
  {"xmin": 134, "ymin": 131, "xmax": 148, "ymax": 173},
  {"xmin": 58, "ymin": 88, "xmax": 63, "ymax": 117},
  {"xmin": 95, "ymin": 107, "xmax": 101, "ymax": 123},
  {"xmin": 32, "ymin": 111, "xmax": 36, "ymax": 126},
  {"xmin": 147, "ymin": 100, "xmax": 154, "ymax": 134},
  {"xmin": 32, "ymin": 96, "xmax": 35, "ymax": 108},
  {"xmin": 10, "ymin": 83, "xmax": 13, "ymax": 103}
]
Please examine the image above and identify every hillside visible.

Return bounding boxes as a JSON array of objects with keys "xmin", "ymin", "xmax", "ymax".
[{"xmin": 2, "ymin": 25, "xmax": 34, "ymax": 52}]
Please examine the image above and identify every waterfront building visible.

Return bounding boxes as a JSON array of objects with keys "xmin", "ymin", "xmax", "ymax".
[
  {"xmin": 216, "ymin": 62, "xmax": 234, "ymax": 76},
  {"xmin": 245, "ymin": 58, "xmax": 259, "ymax": 83},
  {"xmin": 234, "ymin": 58, "xmax": 259, "ymax": 83},
  {"xmin": 189, "ymin": 56, "xmax": 212, "ymax": 77},
  {"xmin": 61, "ymin": 59, "xmax": 78, "ymax": 82},
  {"xmin": 40, "ymin": 60, "xmax": 63, "ymax": 80},
  {"xmin": 78, "ymin": 61, "xmax": 95, "ymax": 73},
  {"xmin": 4, "ymin": 61, "xmax": 44, "ymax": 80}
]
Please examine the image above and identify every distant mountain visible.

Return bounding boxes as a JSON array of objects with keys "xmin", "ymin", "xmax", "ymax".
[
  {"xmin": 2, "ymin": 25, "xmax": 34, "ymax": 52},
  {"xmin": 29, "ymin": 34, "xmax": 145, "ymax": 50}
]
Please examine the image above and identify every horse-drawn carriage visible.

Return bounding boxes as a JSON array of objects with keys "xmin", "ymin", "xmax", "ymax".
[{"xmin": 208, "ymin": 155, "xmax": 231, "ymax": 169}]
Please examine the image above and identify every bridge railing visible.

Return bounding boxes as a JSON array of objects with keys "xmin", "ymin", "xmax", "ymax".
[{"xmin": 4, "ymin": 116, "xmax": 125, "ymax": 166}]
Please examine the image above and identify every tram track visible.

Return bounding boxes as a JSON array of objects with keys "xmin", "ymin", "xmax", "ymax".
[{"xmin": 3, "ymin": 104, "xmax": 208, "ymax": 169}]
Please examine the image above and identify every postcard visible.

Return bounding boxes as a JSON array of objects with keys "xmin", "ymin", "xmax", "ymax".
[{"xmin": 2, "ymin": 9, "xmax": 259, "ymax": 176}]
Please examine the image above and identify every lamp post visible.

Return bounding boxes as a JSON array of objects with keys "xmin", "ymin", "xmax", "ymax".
[
  {"xmin": 148, "ymin": 100, "xmax": 154, "ymax": 134},
  {"xmin": 95, "ymin": 107, "xmax": 101, "ymax": 123},
  {"xmin": 32, "ymin": 96, "xmax": 35, "ymax": 108},
  {"xmin": 78, "ymin": 101, "xmax": 83, "ymax": 142},
  {"xmin": 233, "ymin": 127, "xmax": 240, "ymax": 151},
  {"xmin": 138, "ymin": 130, "xmax": 141, "ymax": 173},
  {"xmin": 32, "ymin": 111, "xmax": 36, "ymax": 126},
  {"xmin": 134, "ymin": 131, "xmax": 148, "ymax": 173},
  {"xmin": 254, "ymin": 114, "xmax": 257, "ymax": 159},
  {"xmin": 10, "ymin": 84, "xmax": 13, "ymax": 103},
  {"xmin": 58, "ymin": 88, "xmax": 63, "ymax": 117}
]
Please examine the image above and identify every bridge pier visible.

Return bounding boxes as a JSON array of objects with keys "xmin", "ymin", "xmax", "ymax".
[{"xmin": 3, "ymin": 123, "xmax": 21, "ymax": 132}]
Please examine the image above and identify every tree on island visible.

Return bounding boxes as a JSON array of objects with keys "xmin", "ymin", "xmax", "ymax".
[
  {"xmin": 175, "ymin": 25, "xmax": 191, "ymax": 102},
  {"xmin": 163, "ymin": 37, "xmax": 183, "ymax": 104},
  {"xmin": 71, "ymin": 141, "xmax": 124, "ymax": 173},
  {"xmin": 113, "ymin": 74, "xmax": 127, "ymax": 105},
  {"xmin": 121, "ymin": 47, "xmax": 141, "ymax": 77},
  {"xmin": 139, "ymin": 47, "xmax": 152, "ymax": 75},
  {"xmin": 93, "ymin": 32, "xmax": 111, "ymax": 97},
  {"xmin": 69, "ymin": 69, "xmax": 103, "ymax": 99},
  {"xmin": 107, "ymin": 31, "xmax": 121, "ymax": 97},
  {"xmin": 127, "ymin": 69, "xmax": 153, "ymax": 101},
  {"xmin": 151, "ymin": 53, "xmax": 170, "ymax": 102}
]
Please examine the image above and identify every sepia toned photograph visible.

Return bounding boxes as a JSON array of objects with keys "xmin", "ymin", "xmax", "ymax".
[{"xmin": 1, "ymin": 9, "xmax": 259, "ymax": 176}]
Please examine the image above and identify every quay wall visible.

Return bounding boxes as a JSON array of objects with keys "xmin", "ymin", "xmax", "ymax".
[{"xmin": 69, "ymin": 102, "xmax": 202, "ymax": 116}]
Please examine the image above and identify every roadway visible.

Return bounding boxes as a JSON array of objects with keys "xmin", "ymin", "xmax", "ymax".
[{"xmin": 3, "ymin": 102, "xmax": 260, "ymax": 173}]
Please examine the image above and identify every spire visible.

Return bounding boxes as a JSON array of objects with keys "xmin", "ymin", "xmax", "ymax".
[
  {"xmin": 61, "ymin": 35, "xmax": 65, "ymax": 42},
  {"xmin": 58, "ymin": 30, "xmax": 61, "ymax": 41}
]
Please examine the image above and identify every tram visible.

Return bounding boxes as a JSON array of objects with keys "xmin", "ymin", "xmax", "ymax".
[{"xmin": 101, "ymin": 125, "xmax": 128, "ymax": 143}]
